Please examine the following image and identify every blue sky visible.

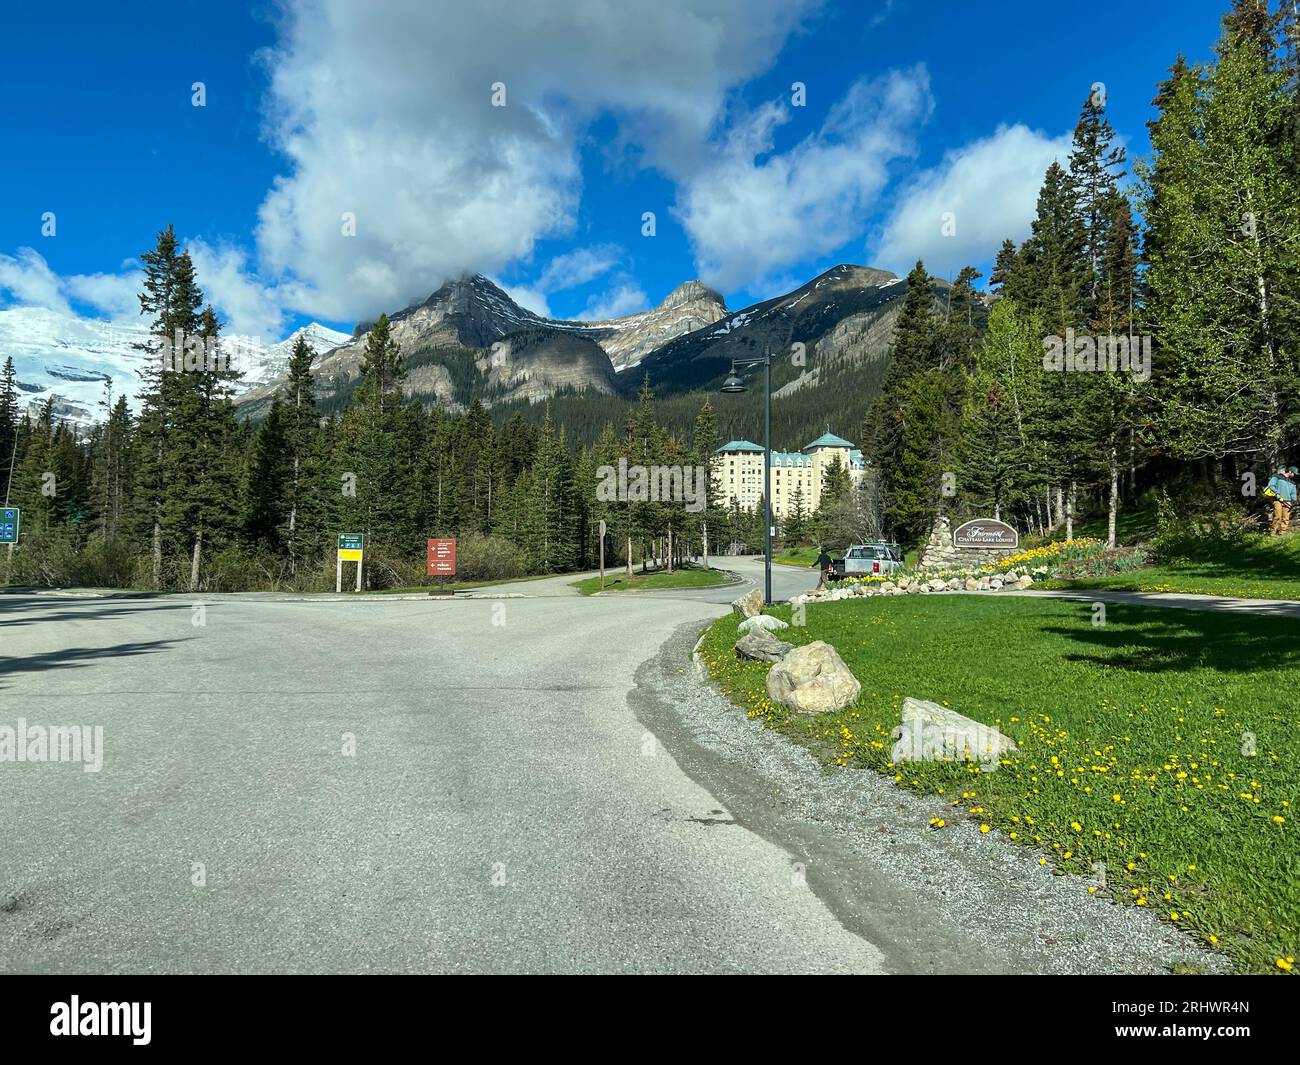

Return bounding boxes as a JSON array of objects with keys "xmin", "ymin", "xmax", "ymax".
[{"xmin": 0, "ymin": 0, "xmax": 1233, "ymax": 340}]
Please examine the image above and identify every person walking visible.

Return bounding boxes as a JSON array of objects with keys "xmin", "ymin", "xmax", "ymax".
[
  {"xmin": 813, "ymin": 545, "xmax": 834, "ymax": 588},
  {"xmin": 1264, "ymin": 466, "xmax": 1298, "ymax": 535}
]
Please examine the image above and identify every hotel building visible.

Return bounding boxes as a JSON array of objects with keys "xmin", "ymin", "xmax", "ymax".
[{"xmin": 715, "ymin": 432, "xmax": 866, "ymax": 518}]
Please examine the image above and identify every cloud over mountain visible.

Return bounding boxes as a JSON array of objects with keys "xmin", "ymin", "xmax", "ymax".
[{"xmin": 254, "ymin": 0, "xmax": 818, "ymax": 323}]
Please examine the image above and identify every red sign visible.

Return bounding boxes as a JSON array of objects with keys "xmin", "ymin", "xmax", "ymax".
[{"xmin": 427, "ymin": 538, "xmax": 457, "ymax": 577}]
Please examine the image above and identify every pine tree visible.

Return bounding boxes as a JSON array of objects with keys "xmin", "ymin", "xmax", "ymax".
[
  {"xmin": 691, "ymin": 399, "xmax": 722, "ymax": 561},
  {"xmin": 1069, "ymin": 91, "xmax": 1128, "ymax": 314},
  {"xmin": 161, "ymin": 305, "xmax": 244, "ymax": 590},
  {"xmin": 356, "ymin": 313, "xmax": 406, "ymax": 414},
  {"xmin": 91, "ymin": 387, "xmax": 133, "ymax": 543},
  {"xmin": 133, "ymin": 225, "xmax": 202, "ymax": 586},
  {"xmin": 242, "ymin": 395, "xmax": 290, "ymax": 552},
  {"xmin": 282, "ymin": 334, "xmax": 320, "ymax": 574},
  {"xmin": 958, "ymin": 299, "xmax": 1042, "ymax": 523},
  {"xmin": 0, "ymin": 356, "xmax": 18, "ymax": 505},
  {"xmin": 1139, "ymin": 11, "xmax": 1300, "ymax": 466},
  {"xmin": 782, "ymin": 483, "xmax": 810, "ymax": 545},
  {"xmin": 524, "ymin": 408, "xmax": 578, "ymax": 573}
]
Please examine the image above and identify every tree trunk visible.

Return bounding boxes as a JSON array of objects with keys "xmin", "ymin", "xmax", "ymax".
[
  {"xmin": 189, "ymin": 530, "xmax": 202, "ymax": 592},
  {"xmin": 1247, "ymin": 208, "xmax": 1284, "ymax": 465},
  {"xmin": 288, "ymin": 452, "xmax": 300, "ymax": 577},
  {"xmin": 1065, "ymin": 482, "xmax": 1076, "ymax": 542},
  {"xmin": 1107, "ymin": 446, "xmax": 1119, "ymax": 549},
  {"xmin": 702, "ymin": 521, "xmax": 709, "ymax": 569},
  {"xmin": 667, "ymin": 527, "xmax": 673, "ymax": 573},
  {"xmin": 1054, "ymin": 486, "xmax": 1064, "ymax": 529},
  {"xmin": 626, "ymin": 536, "xmax": 633, "ymax": 577},
  {"xmin": 1127, "ymin": 428, "xmax": 1137, "ymax": 498},
  {"xmin": 151, "ymin": 520, "xmax": 162, "ymax": 589}
]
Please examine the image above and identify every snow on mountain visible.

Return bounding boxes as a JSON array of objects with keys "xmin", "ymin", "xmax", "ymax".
[{"xmin": 0, "ymin": 305, "xmax": 350, "ymax": 426}]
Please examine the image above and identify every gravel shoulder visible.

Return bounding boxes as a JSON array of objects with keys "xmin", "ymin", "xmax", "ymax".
[{"xmin": 630, "ymin": 619, "xmax": 1228, "ymax": 976}]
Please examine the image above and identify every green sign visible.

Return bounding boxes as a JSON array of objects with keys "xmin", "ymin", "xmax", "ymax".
[
  {"xmin": 338, "ymin": 533, "xmax": 364, "ymax": 551},
  {"xmin": 0, "ymin": 508, "xmax": 18, "ymax": 545}
]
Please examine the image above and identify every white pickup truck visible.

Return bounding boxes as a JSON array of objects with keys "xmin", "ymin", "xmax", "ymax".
[{"xmin": 829, "ymin": 543, "xmax": 903, "ymax": 580}]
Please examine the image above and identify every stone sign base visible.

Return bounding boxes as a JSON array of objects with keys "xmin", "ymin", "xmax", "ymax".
[{"xmin": 918, "ymin": 515, "xmax": 1019, "ymax": 570}]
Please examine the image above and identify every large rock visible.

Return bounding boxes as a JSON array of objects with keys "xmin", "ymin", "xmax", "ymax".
[
  {"xmin": 738, "ymin": 613, "xmax": 789, "ymax": 635},
  {"xmin": 765, "ymin": 641, "xmax": 861, "ymax": 714},
  {"xmin": 891, "ymin": 697, "xmax": 1017, "ymax": 767},
  {"xmin": 735, "ymin": 629, "xmax": 793, "ymax": 663},
  {"xmin": 731, "ymin": 588, "xmax": 763, "ymax": 618}
]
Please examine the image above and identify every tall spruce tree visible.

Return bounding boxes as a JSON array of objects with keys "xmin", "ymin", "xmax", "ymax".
[
  {"xmin": 133, "ymin": 225, "xmax": 202, "ymax": 586},
  {"xmin": 282, "ymin": 334, "xmax": 320, "ymax": 574}
]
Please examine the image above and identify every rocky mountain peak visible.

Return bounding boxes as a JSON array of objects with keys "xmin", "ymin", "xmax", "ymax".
[{"xmin": 662, "ymin": 280, "xmax": 724, "ymax": 310}]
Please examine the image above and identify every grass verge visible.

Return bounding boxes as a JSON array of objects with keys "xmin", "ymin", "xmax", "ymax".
[
  {"xmin": 699, "ymin": 594, "xmax": 1298, "ymax": 974},
  {"xmin": 774, "ymin": 546, "xmax": 822, "ymax": 567},
  {"xmin": 572, "ymin": 565, "xmax": 731, "ymax": 595},
  {"xmin": 1041, "ymin": 534, "xmax": 1300, "ymax": 601}
]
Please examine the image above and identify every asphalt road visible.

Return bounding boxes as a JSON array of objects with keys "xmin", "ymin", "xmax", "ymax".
[{"xmin": 0, "ymin": 558, "xmax": 1215, "ymax": 974}]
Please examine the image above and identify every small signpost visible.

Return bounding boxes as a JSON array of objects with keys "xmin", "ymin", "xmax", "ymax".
[
  {"xmin": 598, "ymin": 519, "xmax": 606, "ymax": 591},
  {"xmin": 337, "ymin": 533, "xmax": 364, "ymax": 592},
  {"xmin": 0, "ymin": 507, "xmax": 18, "ymax": 544},
  {"xmin": 426, "ymin": 538, "xmax": 456, "ymax": 578}
]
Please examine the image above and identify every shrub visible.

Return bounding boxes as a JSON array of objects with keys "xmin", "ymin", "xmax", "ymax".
[{"xmin": 453, "ymin": 533, "xmax": 527, "ymax": 582}]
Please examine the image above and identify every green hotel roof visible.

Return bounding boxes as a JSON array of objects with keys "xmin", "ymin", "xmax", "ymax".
[
  {"xmin": 717, "ymin": 434, "xmax": 862, "ymax": 459},
  {"xmin": 803, "ymin": 432, "xmax": 856, "ymax": 450}
]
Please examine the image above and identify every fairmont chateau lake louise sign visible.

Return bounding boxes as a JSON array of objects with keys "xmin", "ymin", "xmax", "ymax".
[{"xmin": 952, "ymin": 518, "xmax": 1019, "ymax": 550}]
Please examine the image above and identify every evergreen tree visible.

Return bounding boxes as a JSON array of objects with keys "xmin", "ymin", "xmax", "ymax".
[
  {"xmin": 242, "ymin": 395, "xmax": 290, "ymax": 552},
  {"xmin": 91, "ymin": 387, "xmax": 133, "ymax": 543},
  {"xmin": 1139, "ymin": 11, "xmax": 1300, "ymax": 465},
  {"xmin": 133, "ymin": 225, "xmax": 203, "ymax": 586},
  {"xmin": 1069, "ymin": 90, "xmax": 1128, "ymax": 314},
  {"xmin": 782, "ymin": 483, "xmax": 811, "ymax": 544},
  {"xmin": 524, "ymin": 408, "xmax": 579, "ymax": 573},
  {"xmin": 162, "ymin": 305, "xmax": 244, "ymax": 590},
  {"xmin": 0, "ymin": 356, "xmax": 18, "ymax": 505},
  {"xmin": 282, "ymin": 334, "xmax": 320, "ymax": 573}
]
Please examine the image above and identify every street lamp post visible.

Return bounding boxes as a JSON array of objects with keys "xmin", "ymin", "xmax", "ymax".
[{"xmin": 721, "ymin": 354, "xmax": 773, "ymax": 606}]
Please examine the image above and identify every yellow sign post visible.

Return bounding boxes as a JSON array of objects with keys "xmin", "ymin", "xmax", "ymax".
[{"xmin": 336, "ymin": 533, "xmax": 364, "ymax": 592}]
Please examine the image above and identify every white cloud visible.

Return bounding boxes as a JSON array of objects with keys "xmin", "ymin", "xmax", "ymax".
[
  {"xmin": 871, "ymin": 123, "xmax": 1073, "ymax": 279},
  {"xmin": 536, "ymin": 245, "xmax": 621, "ymax": 293},
  {"xmin": 1, "ymin": 244, "xmax": 288, "ymax": 340},
  {"xmin": 579, "ymin": 280, "xmax": 649, "ymax": 320},
  {"xmin": 64, "ymin": 267, "xmax": 143, "ymax": 321},
  {"xmin": 186, "ymin": 240, "xmax": 287, "ymax": 339},
  {"xmin": 0, "ymin": 248, "xmax": 72, "ymax": 315},
  {"xmin": 254, "ymin": 0, "xmax": 818, "ymax": 321},
  {"xmin": 0, "ymin": 248, "xmax": 144, "ymax": 321},
  {"xmin": 495, "ymin": 281, "xmax": 552, "ymax": 319},
  {"xmin": 674, "ymin": 67, "xmax": 934, "ymax": 293}
]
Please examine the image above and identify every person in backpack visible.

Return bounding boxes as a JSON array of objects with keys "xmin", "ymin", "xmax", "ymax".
[
  {"xmin": 813, "ymin": 546, "xmax": 834, "ymax": 588},
  {"xmin": 1264, "ymin": 466, "xmax": 1298, "ymax": 535}
]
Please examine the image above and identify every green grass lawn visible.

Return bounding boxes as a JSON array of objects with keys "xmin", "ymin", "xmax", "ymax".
[
  {"xmin": 774, "ymin": 546, "xmax": 822, "ymax": 567},
  {"xmin": 572, "ymin": 565, "xmax": 731, "ymax": 595},
  {"xmin": 1043, "ymin": 533, "xmax": 1300, "ymax": 601},
  {"xmin": 1040, "ymin": 505, "xmax": 1161, "ymax": 546},
  {"xmin": 700, "ymin": 595, "xmax": 1299, "ymax": 974}
]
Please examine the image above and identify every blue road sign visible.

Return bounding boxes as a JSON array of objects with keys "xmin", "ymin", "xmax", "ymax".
[{"xmin": 0, "ymin": 507, "xmax": 18, "ymax": 544}]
